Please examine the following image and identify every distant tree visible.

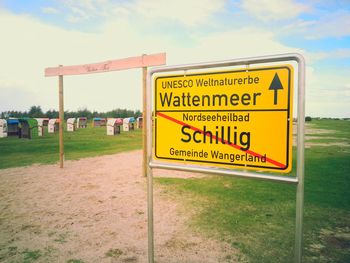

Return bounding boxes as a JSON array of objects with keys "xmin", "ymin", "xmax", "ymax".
[
  {"xmin": 2, "ymin": 110, "xmax": 26, "ymax": 118},
  {"xmin": 28, "ymin": 105, "xmax": 45, "ymax": 118},
  {"xmin": 1, "ymin": 107, "xmax": 142, "ymax": 120},
  {"xmin": 1, "ymin": 111, "xmax": 8, "ymax": 118},
  {"xmin": 135, "ymin": 110, "xmax": 142, "ymax": 118},
  {"xmin": 76, "ymin": 107, "xmax": 92, "ymax": 119},
  {"xmin": 305, "ymin": 116, "xmax": 312, "ymax": 122},
  {"xmin": 45, "ymin": 109, "xmax": 59, "ymax": 119},
  {"xmin": 120, "ymin": 109, "xmax": 128, "ymax": 118},
  {"xmin": 64, "ymin": 110, "xmax": 75, "ymax": 119}
]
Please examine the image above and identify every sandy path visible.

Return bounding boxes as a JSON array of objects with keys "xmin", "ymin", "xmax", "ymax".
[
  {"xmin": 0, "ymin": 150, "xmax": 239, "ymax": 263},
  {"xmin": 292, "ymin": 123, "xmax": 349, "ymax": 148}
]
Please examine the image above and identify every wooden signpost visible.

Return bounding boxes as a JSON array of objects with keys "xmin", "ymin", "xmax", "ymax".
[{"xmin": 45, "ymin": 53, "xmax": 166, "ymax": 171}]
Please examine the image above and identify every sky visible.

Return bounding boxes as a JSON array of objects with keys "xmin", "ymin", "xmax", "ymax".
[{"xmin": 0, "ymin": 0, "xmax": 349, "ymax": 118}]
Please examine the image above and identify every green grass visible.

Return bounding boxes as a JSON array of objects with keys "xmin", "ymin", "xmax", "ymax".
[
  {"xmin": 54, "ymin": 232, "xmax": 69, "ymax": 244},
  {"xmin": 22, "ymin": 249, "xmax": 41, "ymax": 263},
  {"xmin": 105, "ymin": 248, "xmax": 123, "ymax": 258},
  {"xmin": 156, "ymin": 119, "xmax": 350, "ymax": 263},
  {"xmin": 0, "ymin": 123, "xmax": 142, "ymax": 169},
  {"xmin": 0, "ymin": 119, "xmax": 349, "ymax": 262},
  {"xmin": 67, "ymin": 259, "xmax": 85, "ymax": 263}
]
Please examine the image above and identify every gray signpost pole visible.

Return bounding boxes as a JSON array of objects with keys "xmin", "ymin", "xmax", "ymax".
[
  {"xmin": 146, "ymin": 70, "xmax": 154, "ymax": 263},
  {"xmin": 295, "ymin": 54, "xmax": 306, "ymax": 263}
]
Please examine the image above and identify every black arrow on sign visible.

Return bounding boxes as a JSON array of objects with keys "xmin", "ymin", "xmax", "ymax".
[{"xmin": 269, "ymin": 73, "xmax": 283, "ymax": 105}]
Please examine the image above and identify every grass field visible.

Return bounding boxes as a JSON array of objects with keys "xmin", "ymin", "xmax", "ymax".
[
  {"xmin": 0, "ymin": 123, "xmax": 142, "ymax": 169},
  {"xmin": 156, "ymin": 119, "xmax": 350, "ymax": 263},
  {"xmin": 0, "ymin": 119, "xmax": 349, "ymax": 262}
]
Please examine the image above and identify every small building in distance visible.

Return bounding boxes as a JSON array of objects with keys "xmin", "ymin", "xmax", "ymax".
[
  {"xmin": 48, "ymin": 119, "xmax": 59, "ymax": 133},
  {"xmin": 76, "ymin": 117, "xmax": 88, "ymax": 129},
  {"xmin": 7, "ymin": 119, "xmax": 20, "ymax": 137},
  {"xmin": 35, "ymin": 118, "xmax": 49, "ymax": 136},
  {"xmin": 18, "ymin": 118, "xmax": 38, "ymax": 139},
  {"xmin": 136, "ymin": 117, "xmax": 143, "ymax": 129},
  {"xmin": 93, "ymin": 117, "xmax": 106, "ymax": 127},
  {"xmin": 0, "ymin": 119, "xmax": 8, "ymax": 138},
  {"xmin": 67, "ymin": 118, "xmax": 76, "ymax": 132},
  {"xmin": 106, "ymin": 118, "xmax": 123, "ymax": 135},
  {"xmin": 123, "ymin": 117, "xmax": 135, "ymax": 132}
]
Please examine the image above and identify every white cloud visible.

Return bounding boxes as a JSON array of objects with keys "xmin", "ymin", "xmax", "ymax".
[
  {"xmin": 66, "ymin": 7, "xmax": 90, "ymax": 23},
  {"xmin": 193, "ymin": 28, "xmax": 298, "ymax": 60},
  {"xmin": 307, "ymin": 48, "xmax": 350, "ymax": 62},
  {"xmin": 306, "ymin": 11, "xmax": 350, "ymax": 39},
  {"xmin": 0, "ymin": 10, "xmax": 299, "ymax": 112},
  {"xmin": 131, "ymin": 0, "xmax": 226, "ymax": 26},
  {"xmin": 56, "ymin": 0, "xmax": 226, "ymax": 27},
  {"xmin": 59, "ymin": 0, "xmax": 111, "ymax": 23},
  {"xmin": 305, "ymin": 67, "xmax": 350, "ymax": 117},
  {"xmin": 0, "ymin": 8, "xmax": 349, "ymax": 118},
  {"xmin": 241, "ymin": 0, "xmax": 310, "ymax": 21},
  {"xmin": 282, "ymin": 10, "xmax": 350, "ymax": 39},
  {"xmin": 41, "ymin": 7, "xmax": 60, "ymax": 14},
  {"xmin": 0, "ymin": 10, "xmax": 171, "ymax": 112},
  {"xmin": 62, "ymin": 0, "xmax": 108, "ymax": 13}
]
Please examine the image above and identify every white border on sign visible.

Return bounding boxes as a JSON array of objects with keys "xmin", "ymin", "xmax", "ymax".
[{"xmin": 147, "ymin": 53, "xmax": 305, "ymax": 184}]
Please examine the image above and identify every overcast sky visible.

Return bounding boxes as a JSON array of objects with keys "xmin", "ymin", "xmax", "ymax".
[{"xmin": 0, "ymin": 0, "xmax": 349, "ymax": 117}]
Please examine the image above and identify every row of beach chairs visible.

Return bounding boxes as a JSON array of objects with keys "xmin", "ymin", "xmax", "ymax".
[{"xmin": 0, "ymin": 117, "xmax": 143, "ymax": 138}]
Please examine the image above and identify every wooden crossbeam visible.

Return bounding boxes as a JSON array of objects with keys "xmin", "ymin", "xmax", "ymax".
[{"xmin": 45, "ymin": 52, "xmax": 166, "ymax": 77}]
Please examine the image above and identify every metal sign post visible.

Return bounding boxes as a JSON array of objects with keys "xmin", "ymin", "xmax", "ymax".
[
  {"xmin": 147, "ymin": 53, "xmax": 305, "ymax": 263},
  {"xmin": 295, "ymin": 53, "xmax": 306, "ymax": 263},
  {"xmin": 146, "ymin": 69, "xmax": 154, "ymax": 263}
]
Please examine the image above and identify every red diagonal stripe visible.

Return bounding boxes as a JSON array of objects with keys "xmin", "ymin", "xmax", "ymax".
[{"xmin": 156, "ymin": 112, "xmax": 286, "ymax": 169}]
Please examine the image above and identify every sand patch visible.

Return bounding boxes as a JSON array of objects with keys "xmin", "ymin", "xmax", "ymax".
[
  {"xmin": 0, "ymin": 150, "xmax": 240, "ymax": 263},
  {"xmin": 292, "ymin": 123, "xmax": 349, "ymax": 148}
]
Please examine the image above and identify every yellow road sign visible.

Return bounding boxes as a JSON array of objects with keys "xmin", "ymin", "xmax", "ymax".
[{"xmin": 154, "ymin": 65, "xmax": 294, "ymax": 173}]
